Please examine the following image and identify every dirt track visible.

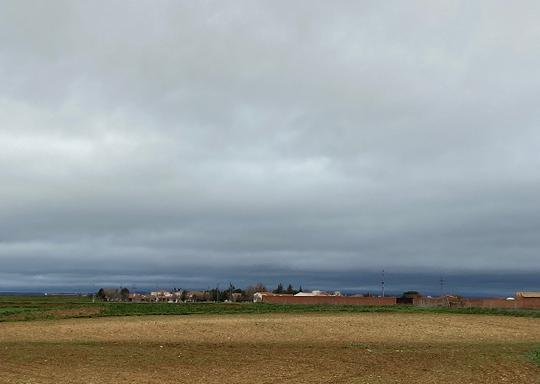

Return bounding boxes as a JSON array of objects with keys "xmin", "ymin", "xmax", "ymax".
[{"xmin": 1, "ymin": 313, "xmax": 539, "ymax": 383}]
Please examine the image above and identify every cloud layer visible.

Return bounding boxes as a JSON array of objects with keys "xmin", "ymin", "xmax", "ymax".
[{"xmin": 1, "ymin": 1, "xmax": 540, "ymax": 291}]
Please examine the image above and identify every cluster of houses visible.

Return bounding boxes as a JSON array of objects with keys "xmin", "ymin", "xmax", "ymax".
[
  {"xmin": 97, "ymin": 287, "xmax": 341, "ymax": 303},
  {"xmin": 98, "ymin": 288, "xmax": 242, "ymax": 303},
  {"xmin": 128, "ymin": 290, "xmax": 219, "ymax": 303}
]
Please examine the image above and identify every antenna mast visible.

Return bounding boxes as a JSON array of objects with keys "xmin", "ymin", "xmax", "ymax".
[{"xmin": 381, "ymin": 269, "xmax": 385, "ymax": 297}]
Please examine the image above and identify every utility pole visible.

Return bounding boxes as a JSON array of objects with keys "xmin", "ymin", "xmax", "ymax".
[{"xmin": 381, "ymin": 270, "xmax": 385, "ymax": 298}]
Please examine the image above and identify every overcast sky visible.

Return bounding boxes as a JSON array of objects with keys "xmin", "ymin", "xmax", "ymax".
[{"xmin": 1, "ymin": 1, "xmax": 539, "ymax": 293}]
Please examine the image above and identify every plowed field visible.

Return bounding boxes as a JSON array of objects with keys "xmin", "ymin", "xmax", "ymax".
[{"xmin": 1, "ymin": 313, "xmax": 539, "ymax": 383}]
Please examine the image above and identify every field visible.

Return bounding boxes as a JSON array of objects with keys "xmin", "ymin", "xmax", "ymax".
[
  {"xmin": 1, "ymin": 295, "xmax": 540, "ymax": 322},
  {"xmin": 0, "ymin": 298, "xmax": 539, "ymax": 383}
]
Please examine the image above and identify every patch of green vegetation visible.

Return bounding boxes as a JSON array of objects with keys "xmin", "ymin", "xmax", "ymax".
[
  {"xmin": 0, "ymin": 307, "xmax": 42, "ymax": 322},
  {"xmin": 0, "ymin": 307, "xmax": 39, "ymax": 315},
  {"xmin": 0, "ymin": 295, "xmax": 103, "ymax": 322},
  {"xmin": 0, "ymin": 295, "xmax": 94, "ymax": 306},
  {"xmin": 528, "ymin": 347, "xmax": 540, "ymax": 366}
]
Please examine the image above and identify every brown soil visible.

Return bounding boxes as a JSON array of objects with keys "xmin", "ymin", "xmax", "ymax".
[{"xmin": 0, "ymin": 313, "xmax": 539, "ymax": 383}]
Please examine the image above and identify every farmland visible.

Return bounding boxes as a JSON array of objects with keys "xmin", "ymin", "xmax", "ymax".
[
  {"xmin": 0, "ymin": 298, "xmax": 539, "ymax": 383},
  {"xmin": 1, "ymin": 295, "xmax": 540, "ymax": 322}
]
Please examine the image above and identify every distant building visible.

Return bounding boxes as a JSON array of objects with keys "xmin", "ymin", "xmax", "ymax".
[
  {"xmin": 515, "ymin": 292, "xmax": 540, "ymax": 299},
  {"xmin": 231, "ymin": 292, "xmax": 243, "ymax": 302},
  {"xmin": 185, "ymin": 290, "xmax": 210, "ymax": 302},
  {"xmin": 128, "ymin": 293, "xmax": 147, "ymax": 302},
  {"xmin": 150, "ymin": 290, "xmax": 172, "ymax": 302}
]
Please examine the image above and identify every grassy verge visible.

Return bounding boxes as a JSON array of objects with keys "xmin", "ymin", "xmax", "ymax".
[
  {"xmin": 0, "ymin": 295, "xmax": 94, "ymax": 306},
  {"xmin": 0, "ymin": 307, "xmax": 40, "ymax": 316}
]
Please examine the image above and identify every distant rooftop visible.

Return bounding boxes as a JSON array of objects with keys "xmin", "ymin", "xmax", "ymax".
[{"xmin": 516, "ymin": 292, "xmax": 540, "ymax": 298}]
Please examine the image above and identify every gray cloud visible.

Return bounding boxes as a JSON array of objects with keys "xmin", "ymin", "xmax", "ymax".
[{"xmin": 1, "ymin": 1, "xmax": 540, "ymax": 291}]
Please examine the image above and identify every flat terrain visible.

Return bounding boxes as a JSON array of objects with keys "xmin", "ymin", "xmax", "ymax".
[
  {"xmin": 1, "ymin": 312, "xmax": 539, "ymax": 383},
  {"xmin": 2, "ymin": 295, "xmax": 540, "ymax": 322}
]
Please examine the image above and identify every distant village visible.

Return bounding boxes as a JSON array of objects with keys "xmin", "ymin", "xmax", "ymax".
[
  {"xmin": 98, "ymin": 283, "xmax": 307, "ymax": 303},
  {"xmin": 96, "ymin": 284, "xmax": 540, "ymax": 310}
]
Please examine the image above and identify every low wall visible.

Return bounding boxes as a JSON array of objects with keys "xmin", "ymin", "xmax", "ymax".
[
  {"xmin": 261, "ymin": 295, "xmax": 396, "ymax": 306},
  {"xmin": 413, "ymin": 297, "xmax": 461, "ymax": 307},
  {"xmin": 464, "ymin": 298, "xmax": 540, "ymax": 310},
  {"xmin": 413, "ymin": 297, "xmax": 540, "ymax": 309},
  {"xmin": 260, "ymin": 294, "xmax": 540, "ymax": 309}
]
